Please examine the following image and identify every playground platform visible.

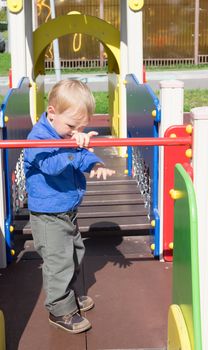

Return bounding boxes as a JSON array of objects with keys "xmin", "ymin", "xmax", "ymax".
[{"xmin": 0, "ymin": 119, "xmax": 172, "ymax": 349}]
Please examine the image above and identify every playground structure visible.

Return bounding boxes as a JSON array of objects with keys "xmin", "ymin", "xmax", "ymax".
[
  {"xmin": 0, "ymin": 1, "xmax": 208, "ymax": 349},
  {"xmin": 7, "ymin": 1, "xmax": 143, "ymax": 137}
]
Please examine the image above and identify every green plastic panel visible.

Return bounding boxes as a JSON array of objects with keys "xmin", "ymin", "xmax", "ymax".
[{"xmin": 173, "ymin": 164, "xmax": 202, "ymax": 350}]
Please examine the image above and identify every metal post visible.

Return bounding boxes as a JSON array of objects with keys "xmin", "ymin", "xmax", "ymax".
[
  {"xmin": 194, "ymin": 0, "xmax": 200, "ymax": 65},
  {"xmin": 24, "ymin": 0, "xmax": 34, "ymax": 122},
  {"xmin": 120, "ymin": 1, "xmax": 128, "ymax": 143},
  {"xmin": 49, "ymin": 0, "xmax": 61, "ymax": 81},
  {"xmin": 32, "ymin": 0, "xmax": 38, "ymax": 31},
  {"xmin": 99, "ymin": 0, "xmax": 104, "ymax": 68},
  {"xmin": 7, "ymin": 6, "xmax": 11, "ymax": 53}
]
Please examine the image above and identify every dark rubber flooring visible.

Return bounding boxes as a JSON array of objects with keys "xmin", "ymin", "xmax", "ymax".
[{"xmin": 0, "ymin": 236, "xmax": 172, "ymax": 350}]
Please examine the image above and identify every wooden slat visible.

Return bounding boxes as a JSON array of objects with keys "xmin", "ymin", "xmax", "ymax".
[
  {"xmin": 82, "ymin": 193, "xmax": 144, "ymax": 206},
  {"xmin": 86, "ymin": 178, "xmax": 136, "ymax": 185},
  {"xmin": 15, "ymin": 214, "xmax": 151, "ymax": 235},
  {"xmin": 15, "ymin": 203, "xmax": 148, "ymax": 220},
  {"xmin": 79, "ymin": 204, "xmax": 148, "ymax": 217},
  {"xmin": 78, "ymin": 215, "xmax": 151, "ymax": 232}
]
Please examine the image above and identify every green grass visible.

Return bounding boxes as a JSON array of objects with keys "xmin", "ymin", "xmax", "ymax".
[
  {"xmin": 184, "ymin": 89, "xmax": 208, "ymax": 112},
  {"xmin": 146, "ymin": 64, "xmax": 208, "ymax": 71},
  {"xmin": 92, "ymin": 90, "xmax": 208, "ymax": 114},
  {"xmin": 93, "ymin": 90, "xmax": 208, "ymax": 113},
  {"xmin": 1, "ymin": 30, "xmax": 8, "ymax": 40},
  {"xmin": 154, "ymin": 89, "xmax": 208, "ymax": 112},
  {"xmin": 0, "ymin": 9, "xmax": 7, "ymax": 22},
  {"xmin": 93, "ymin": 91, "xmax": 109, "ymax": 114},
  {"xmin": 0, "ymin": 52, "xmax": 11, "ymax": 76},
  {"xmin": 43, "ymin": 91, "xmax": 108, "ymax": 114},
  {"xmin": 1, "ymin": 90, "xmax": 208, "ymax": 114}
]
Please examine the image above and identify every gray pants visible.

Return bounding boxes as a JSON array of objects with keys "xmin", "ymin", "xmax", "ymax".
[{"xmin": 30, "ymin": 211, "xmax": 85, "ymax": 317}]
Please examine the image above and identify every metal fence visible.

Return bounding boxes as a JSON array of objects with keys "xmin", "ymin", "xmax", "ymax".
[
  {"xmin": 45, "ymin": 58, "xmax": 108, "ymax": 70},
  {"xmin": 45, "ymin": 55, "xmax": 208, "ymax": 71}
]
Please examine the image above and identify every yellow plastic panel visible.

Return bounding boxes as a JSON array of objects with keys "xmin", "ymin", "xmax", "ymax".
[
  {"xmin": 0, "ymin": 310, "xmax": 6, "ymax": 350},
  {"xmin": 167, "ymin": 304, "xmax": 191, "ymax": 350},
  {"xmin": 34, "ymin": 75, "xmax": 45, "ymax": 121},
  {"xmin": 108, "ymin": 73, "xmax": 119, "ymax": 137}
]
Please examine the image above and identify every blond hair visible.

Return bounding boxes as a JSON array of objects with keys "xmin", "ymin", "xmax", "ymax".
[{"xmin": 48, "ymin": 79, "xmax": 95, "ymax": 118}]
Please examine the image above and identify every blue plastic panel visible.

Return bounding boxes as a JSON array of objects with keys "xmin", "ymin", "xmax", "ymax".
[
  {"xmin": 126, "ymin": 74, "xmax": 160, "ymax": 257},
  {"xmin": 1, "ymin": 78, "xmax": 33, "ymax": 261}
]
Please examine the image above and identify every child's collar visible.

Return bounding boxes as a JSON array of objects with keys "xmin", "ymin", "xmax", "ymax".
[{"xmin": 45, "ymin": 112, "xmax": 54, "ymax": 128}]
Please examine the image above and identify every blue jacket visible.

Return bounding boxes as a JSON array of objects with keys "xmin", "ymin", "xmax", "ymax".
[{"xmin": 24, "ymin": 113, "xmax": 103, "ymax": 213}]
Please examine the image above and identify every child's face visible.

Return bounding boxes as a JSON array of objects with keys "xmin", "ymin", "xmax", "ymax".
[{"xmin": 48, "ymin": 106, "xmax": 89, "ymax": 139}]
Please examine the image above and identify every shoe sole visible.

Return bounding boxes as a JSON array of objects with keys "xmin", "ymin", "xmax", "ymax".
[
  {"xmin": 49, "ymin": 319, "xmax": 91, "ymax": 334},
  {"xmin": 80, "ymin": 301, "xmax": 95, "ymax": 312}
]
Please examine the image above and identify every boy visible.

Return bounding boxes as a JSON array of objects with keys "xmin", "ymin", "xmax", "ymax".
[{"xmin": 24, "ymin": 79, "xmax": 115, "ymax": 334}]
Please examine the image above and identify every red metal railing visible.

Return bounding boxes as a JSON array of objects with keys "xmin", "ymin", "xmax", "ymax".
[
  {"xmin": 2, "ymin": 135, "xmax": 192, "ymax": 262},
  {"xmin": 0, "ymin": 137, "xmax": 192, "ymax": 149}
]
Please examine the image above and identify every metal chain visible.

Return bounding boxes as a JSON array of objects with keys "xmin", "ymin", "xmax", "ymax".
[
  {"xmin": 132, "ymin": 146, "xmax": 151, "ymax": 218},
  {"xmin": 12, "ymin": 150, "xmax": 26, "ymax": 212}
]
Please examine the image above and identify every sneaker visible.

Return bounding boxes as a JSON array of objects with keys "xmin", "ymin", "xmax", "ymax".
[
  {"xmin": 49, "ymin": 311, "xmax": 91, "ymax": 334},
  {"xmin": 77, "ymin": 295, "xmax": 94, "ymax": 312}
]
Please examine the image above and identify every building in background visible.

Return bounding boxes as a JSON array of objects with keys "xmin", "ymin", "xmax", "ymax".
[{"xmin": 143, "ymin": 0, "xmax": 208, "ymax": 66}]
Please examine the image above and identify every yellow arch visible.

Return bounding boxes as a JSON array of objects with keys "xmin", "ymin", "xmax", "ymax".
[
  {"xmin": 168, "ymin": 305, "xmax": 191, "ymax": 350},
  {"xmin": 33, "ymin": 14, "xmax": 120, "ymax": 78}
]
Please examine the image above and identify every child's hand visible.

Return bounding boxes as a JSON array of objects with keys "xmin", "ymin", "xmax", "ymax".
[
  {"xmin": 89, "ymin": 166, "xmax": 116, "ymax": 180},
  {"xmin": 71, "ymin": 130, "xmax": 98, "ymax": 149}
]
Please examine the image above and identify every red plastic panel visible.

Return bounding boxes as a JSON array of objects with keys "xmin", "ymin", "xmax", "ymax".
[{"xmin": 163, "ymin": 125, "xmax": 192, "ymax": 261}]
